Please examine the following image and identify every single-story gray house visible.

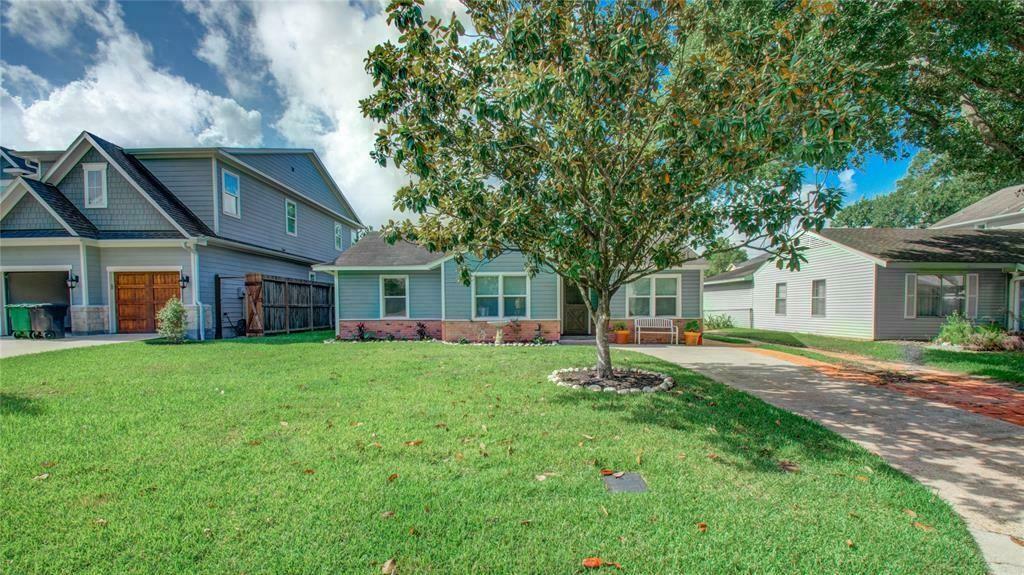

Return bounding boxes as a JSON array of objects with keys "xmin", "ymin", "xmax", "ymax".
[
  {"xmin": 314, "ymin": 232, "xmax": 707, "ymax": 343},
  {"xmin": 1, "ymin": 131, "xmax": 363, "ymax": 339}
]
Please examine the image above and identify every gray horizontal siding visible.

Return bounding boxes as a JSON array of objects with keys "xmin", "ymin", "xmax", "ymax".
[
  {"xmin": 752, "ymin": 236, "xmax": 875, "ymax": 339},
  {"xmin": 230, "ymin": 153, "xmax": 355, "ymax": 221},
  {"xmin": 874, "ymin": 268, "xmax": 1009, "ymax": 340},
  {"xmin": 443, "ymin": 252, "xmax": 559, "ymax": 320},
  {"xmin": 337, "ymin": 270, "xmax": 442, "ymax": 320},
  {"xmin": 98, "ymin": 247, "xmax": 193, "ymax": 309},
  {"xmin": 57, "ymin": 148, "xmax": 176, "ymax": 231},
  {"xmin": 141, "ymin": 157, "xmax": 215, "ymax": 230},
  {"xmin": 1, "ymin": 193, "xmax": 63, "ymax": 230},
  {"xmin": 610, "ymin": 269, "xmax": 702, "ymax": 318},
  {"xmin": 703, "ymin": 281, "xmax": 753, "ymax": 328},
  {"xmin": 84, "ymin": 245, "xmax": 102, "ymax": 304}
]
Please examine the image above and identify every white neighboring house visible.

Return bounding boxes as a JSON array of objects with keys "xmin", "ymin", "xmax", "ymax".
[{"xmin": 702, "ymin": 184, "xmax": 1024, "ymax": 338}]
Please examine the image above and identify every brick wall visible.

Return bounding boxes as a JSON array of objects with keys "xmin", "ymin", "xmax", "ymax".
[
  {"xmin": 337, "ymin": 320, "xmax": 442, "ymax": 340},
  {"xmin": 442, "ymin": 320, "xmax": 561, "ymax": 343},
  {"xmin": 607, "ymin": 318, "xmax": 702, "ymax": 345}
]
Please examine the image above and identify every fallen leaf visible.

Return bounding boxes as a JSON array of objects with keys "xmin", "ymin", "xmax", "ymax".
[
  {"xmin": 279, "ymin": 421, "xmax": 288, "ymax": 427},
  {"xmin": 903, "ymin": 509, "xmax": 917, "ymax": 518},
  {"xmin": 778, "ymin": 460, "xmax": 800, "ymax": 473},
  {"xmin": 845, "ymin": 539, "xmax": 855, "ymax": 548},
  {"xmin": 40, "ymin": 461, "xmax": 56, "ymax": 468},
  {"xmin": 599, "ymin": 468, "xmax": 614, "ymax": 476},
  {"xmin": 1010, "ymin": 535, "xmax": 1024, "ymax": 547},
  {"xmin": 350, "ymin": 421, "xmax": 364, "ymax": 427},
  {"xmin": 387, "ymin": 473, "xmax": 399, "ymax": 483},
  {"xmin": 613, "ymin": 472, "xmax": 625, "ymax": 478},
  {"xmin": 435, "ymin": 422, "xmax": 447, "ymax": 429},
  {"xmin": 408, "ymin": 527, "xmax": 417, "ymax": 536},
  {"xmin": 855, "ymin": 475, "xmax": 869, "ymax": 482},
  {"xmin": 600, "ymin": 506, "xmax": 609, "ymax": 517},
  {"xmin": 582, "ymin": 434, "xmax": 595, "ymax": 440},
  {"xmin": 405, "ymin": 439, "xmax": 423, "ymax": 447},
  {"xmin": 303, "ymin": 469, "xmax": 315, "ymax": 475},
  {"xmin": 707, "ymin": 453, "xmax": 720, "ymax": 460},
  {"xmin": 247, "ymin": 439, "xmax": 262, "ymax": 446},
  {"xmin": 32, "ymin": 473, "xmax": 50, "ymax": 481},
  {"xmin": 520, "ymin": 519, "xmax": 531, "ymax": 526},
  {"xmin": 535, "ymin": 474, "xmax": 547, "ymax": 481},
  {"xmin": 696, "ymin": 522, "xmax": 708, "ymax": 533},
  {"xmin": 381, "ymin": 558, "xmax": 397, "ymax": 574},
  {"xmin": 95, "ymin": 518, "xmax": 107, "ymax": 526},
  {"xmin": 371, "ymin": 442, "xmax": 383, "ymax": 449},
  {"xmin": 636, "ymin": 449, "xmax": 644, "ymax": 466},
  {"xmin": 775, "ymin": 419, "xmax": 781, "ymax": 426},
  {"xmin": 676, "ymin": 453, "xmax": 686, "ymax": 460},
  {"xmin": 913, "ymin": 521, "xmax": 934, "ymax": 532},
  {"xmin": 582, "ymin": 557, "xmax": 621, "ymax": 569},
  {"xmin": 381, "ymin": 511, "xmax": 395, "ymax": 519}
]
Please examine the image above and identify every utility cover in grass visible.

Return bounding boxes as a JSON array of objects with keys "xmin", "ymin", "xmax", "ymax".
[{"xmin": 603, "ymin": 472, "xmax": 647, "ymax": 493}]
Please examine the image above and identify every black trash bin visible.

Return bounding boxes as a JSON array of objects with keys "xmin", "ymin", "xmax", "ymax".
[{"xmin": 28, "ymin": 304, "xmax": 69, "ymax": 339}]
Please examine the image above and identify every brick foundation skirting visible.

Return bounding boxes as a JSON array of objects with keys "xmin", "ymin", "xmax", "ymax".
[
  {"xmin": 442, "ymin": 320, "xmax": 561, "ymax": 343},
  {"xmin": 337, "ymin": 320, "xmax": 443, "ymax": 340}
]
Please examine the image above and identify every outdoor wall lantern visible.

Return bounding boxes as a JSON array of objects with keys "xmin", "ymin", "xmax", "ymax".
[
  {"xmin": 179, "ymin": 275, "xmax": 190, "ymax": 290},
  {"xmin": 66, "ymin": 274, "xmax": 80, "ymax": 289}
]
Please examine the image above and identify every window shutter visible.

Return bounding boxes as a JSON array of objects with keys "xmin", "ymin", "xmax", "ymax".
[
  {"xmin": 966, "ymin": 274, "xmax": 979, "ymax": 318},
  {"xmin": 904, "ymin": 273, "xmax": 917, "ymax": 319}
]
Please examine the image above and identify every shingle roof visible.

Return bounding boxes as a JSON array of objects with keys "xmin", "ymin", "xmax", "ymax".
[
  {"xmin": 1, "ymin": 146, "xmax": 38, "ymax": 173},
  {"xmin": 931, "ymin": 184, "xmax": 1024, "ymax": 228},
  {"xmin": 325, "ymin": 231, "xmax": 447, "ymax": 267},
  {"xmin": 88, "ymin": 133, "xmax": 214, "ymax": 237},
  {"xmin": 21, "ymin": 178, "xmax": 99, "ymax": 237},
  {"xmin": 0, "ymin": 229, "xmax": 73, "ymax": 238},
  {"xmin": 818, "ymin": 227, "xmax": 1024, "ymax": 264},
  {"xmin": 95, "ymin": 230, "xmax": 185, "ymax": 240},
  {"xmin": 704, "ymin": 253, "xmax": 771, "ymax": 283}
]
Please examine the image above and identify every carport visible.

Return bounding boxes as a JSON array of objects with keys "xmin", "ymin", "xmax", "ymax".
[{"xmin": 2, "ymin": 267, "xmax": 72, "ymax": 336}]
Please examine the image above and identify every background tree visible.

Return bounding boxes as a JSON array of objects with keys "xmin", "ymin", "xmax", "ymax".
[
  {"xmin": 833, "ymin": 150, "xmax": 1015, "ymax": 228},
  {"xmin": 704, "ymin": 238, "xmax": 749, "ymax": 277},
  {"xmin": 362, "ymin": 0, "xmax": 891, "ymax": 376}
]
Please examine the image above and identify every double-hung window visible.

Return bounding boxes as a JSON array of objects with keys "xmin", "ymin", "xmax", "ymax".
[
  {"xmin": 811, "ymin": 280, "xmax": 826, "ymax": 317},
  {"xmin": 285, "ymin": 199, "xmax": 297, "ymax": 236},
  {"xmin": 82, "ymin": 163, "xmax": 107, "ymax": 208},
  {"xmin": 380, "ymin": 275, "xmax": 408, "ymax": 318},
  {"xmin": 472, "ymin": 274, "xmax": 529, "ymax": 319},
  {"xmin": 222, "ymin": 170, "xmax": 240, "ymax": 217},
  {"xmin": 916, "ymin": 274, "xmax": 965, "ymax": 317},
  {"xmin": 626, "ymin": 275, "xmax": 679, "ymax": 317},
  {"xmin": 334, "ymin": 223, "xmax": 345, "ymax": 251},
  {"xmin": 775, "ymin": 283, "xmax": 788, "ymax": 315}
]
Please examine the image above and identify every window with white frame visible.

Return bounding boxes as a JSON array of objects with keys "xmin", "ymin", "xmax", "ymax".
[
  {"xmin": 916, "ymin": 274, "xmax": 965, "ymax": 317},
  {"xmin": 626, "ymin": 275, "xmax": 679, "ymax": 317},
  {"xmin": 222, "ymin": 170, "xmax": 240, "ymax": 217},
  {"xmin": 811, "ymin": 279, "xmax": 826, "ymax": 317},
  {"xmin": 775, "ymin": 283, "xmax": 787, "ymax": 315},
  {"xmin": 380, "ymin": 276, "xmax": 408, "ymax": 318},
  {"xmin": 334, "ymin": 223, "xmax": 345, "ymax": 251},
  {"xmin": 285, "ymin": 199, "xmax": 297, "ymax": 236},
  {"xmin": 82, "ymin": 163, "xmax": 107, "ymax": 208},
  {"xmin": 473, "ymin": 274, "xmax": 529, "ymax": 319},
  {"xmin": 350, "ymin": 228, "xmax": 358, "ymax": 245}
]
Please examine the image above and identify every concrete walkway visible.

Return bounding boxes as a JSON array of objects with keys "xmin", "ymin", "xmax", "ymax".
[
  {"xmin": 0, "ymin": 333, "xmax": 156, "ymax": 359},
  {"xmin": 625, "ymin": 343, "xmax": 1024, "ymax": 575}
]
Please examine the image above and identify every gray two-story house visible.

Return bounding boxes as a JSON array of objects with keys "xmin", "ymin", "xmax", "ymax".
[{"xmin": 0, "ymin": 131, "xmax": 363, "ymax": 339}]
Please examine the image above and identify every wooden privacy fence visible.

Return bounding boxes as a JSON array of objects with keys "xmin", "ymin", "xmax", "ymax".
[{"xmin": 244, "ymin": 273, "xmax": 334, "ymax": 336}]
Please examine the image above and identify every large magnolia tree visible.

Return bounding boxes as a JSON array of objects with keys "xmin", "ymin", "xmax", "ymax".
[{"xmin": 361, "ymin": 0, "xmax": 888, "ymax": 376}]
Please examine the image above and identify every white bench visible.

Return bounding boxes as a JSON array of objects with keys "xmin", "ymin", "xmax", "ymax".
[{"xmin": 634, "ymin": 318, "xmax": 678, "ymax": 345}]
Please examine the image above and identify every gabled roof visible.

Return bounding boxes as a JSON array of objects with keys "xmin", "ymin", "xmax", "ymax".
[
  {"xmin": 87, "ymin": 133, "xmax": 214, "ymax": 237},
  {"xmin": 817, "ymin": 227, "xmax": 1024, "ymax": 265},
  {"xmin": 931, "ymin": 184, "xmax": 1024, "ymax": 228},
  {"xmin": 1, "ymin": 146, "xmax": 39, "ymax": 174},
  {"xmin": 319, "ymin": 231, "xmax": 448, "ymax": 269},
  {"xmin": 20, "ymin": 178, "xmax": 99, "ymax": 237},
  {"xmin": 704, "ymin": 253, "xmax": 771, "ymax": 284}
]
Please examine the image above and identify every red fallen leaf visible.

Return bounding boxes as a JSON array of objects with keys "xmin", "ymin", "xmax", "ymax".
[
  {"xmin": 696, "ymin": 522, "xmax": 708, "ymax": 532},
  {"xmin": 913, "ymin": 521, "xmax": 934, "ymax": 532},
  {"xmin": 599, "ymin": 468, "xmax": 614, "ymax": 476},
  {"xmin": 387, "ymin": 473, "xmax": 399, "ymax": 483},
  {"xmin": 582, "ymin": 557, "xmax": 620, "ymax": 569},
  {"xmin": 1010, "ymin": 535, "xmax": 1024, "ymax": 547},
  {"xmin": 303, "ymin": 469, "xmax": 315, "ymax": 475},
  {"xmin": 405, "ymin": 439, "xmax": 423, "ymax": 446}
]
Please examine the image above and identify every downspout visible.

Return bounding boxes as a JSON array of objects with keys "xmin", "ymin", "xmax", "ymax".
[{"xmin": 184, "ymin": 240, "xmax": 206, "ymax": 341}]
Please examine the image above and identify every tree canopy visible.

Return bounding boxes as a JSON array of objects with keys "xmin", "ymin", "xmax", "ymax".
[
  {"xmin": 704, "ymin": 238, "xmax": 750, "ymax": 277},
  {"xmin": 833, "ymin": 150, "xmax": 1015, "ymax": 229}
]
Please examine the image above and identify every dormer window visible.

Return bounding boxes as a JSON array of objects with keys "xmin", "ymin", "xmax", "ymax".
[{"xmin": 83, "ymin": 163, "xmax": 108, "ymax": 208}]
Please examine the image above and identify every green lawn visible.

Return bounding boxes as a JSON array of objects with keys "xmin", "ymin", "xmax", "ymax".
[
  {"xmin": 710, "ymin": 328, "xmax": 1024, "ymax": 385},
  {"xmin": 1, "ymin": 333, "xmax": 985, "ymax": 574}
]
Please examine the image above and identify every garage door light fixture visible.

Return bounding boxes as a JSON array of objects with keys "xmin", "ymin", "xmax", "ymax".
[
  {"xmin": 66, "ymin": 274, "xmax": 80, "ymax": 289},
  {"xmin": 179, "ymin": 275, "xmax": 190, "ymax": 290}
]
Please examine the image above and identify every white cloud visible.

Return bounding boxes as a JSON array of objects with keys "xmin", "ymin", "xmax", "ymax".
[
  {"xmin": 837, "ymin": 168, "xmax": 857, "ymax": 197},
  {"xmin": 0, "ymin": 61, "xmax": 52, "ymax": 102},
  {"xmin": 1, "ymin": 0, "xmax": 104, "ymax": 51},
  {"xmin": 1, "ymin": 0, "xmax": 262, "ymax": 150}
]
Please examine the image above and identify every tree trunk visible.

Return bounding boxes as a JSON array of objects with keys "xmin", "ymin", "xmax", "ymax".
[{"xmin": 593, "ymin": 290, "xmax": 613, "ymax": 378}]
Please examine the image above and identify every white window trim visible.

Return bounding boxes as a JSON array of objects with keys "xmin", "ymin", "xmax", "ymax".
[
  {"xmin": 379, "ymin": 274, "xmax": 410, "ymax": 319},
  {"xmin": 966, "ymin": 273, "xmax": 979, "ymax": 319},
  {"xmin": 775, "ymin": 282, "xmax": 788, "ymax": 316},
  {"xmin": 285, "ymin": 198, "xmax": 298, "ymax": 236},
  {"xmin": 471, "ymin": 272, "xmax": 531, "ymax": 320},
  {"xmin": 82, "ymin": 162, "xmax": 108, "ymax": 208},
  {"xmin": 913, "ymin": 273, "xmax": 967, "ymax": 319},
  {"xmin": 904, "ymin": 273, "xmax": 917, "ymax": 319},
  {"xmin": 334, "ymin": 222, "xmax": 344, "ymax": 251},
  {"xmin": 811, "ymin": 279, "xmax": 826, "ymax": 318},
  {"xmin": 221, "ymin": 169, "xmax": 241, "ymax": 218},
  {"xmin": 625, "ymin": 274, "xmax": 680, "ymax": 318}
]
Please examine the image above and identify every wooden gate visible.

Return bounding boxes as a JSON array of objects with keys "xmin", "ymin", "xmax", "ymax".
[{"xmin": 244, "ymin": 273, "xmax": 334, "ymax": 336}]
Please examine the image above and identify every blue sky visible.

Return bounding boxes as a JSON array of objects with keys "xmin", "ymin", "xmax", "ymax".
[{"xmin": 1, "ymin": 0, "xmax": 912, "ymax": 226}]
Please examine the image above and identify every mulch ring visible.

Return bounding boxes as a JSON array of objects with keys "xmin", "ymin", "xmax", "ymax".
[{"xmin": 549, "ymin": 367, "xmax": 675, "ymax": 394}]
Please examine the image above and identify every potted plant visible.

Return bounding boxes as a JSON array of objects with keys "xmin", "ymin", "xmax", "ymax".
[
  {"xmin": 683, "ymin": 320, "xmax": 702, "ymax": 346},
  {"xmin": 612, "ymin": 321, "xmax": 630, "ymax": 344}
]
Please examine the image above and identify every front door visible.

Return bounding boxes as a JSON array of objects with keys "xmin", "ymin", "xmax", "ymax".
[
  {"xmin": 115, "ymin": 272, "xmax": 181, "ymax": 333},
  {"xmin": 562, "ymin": 280, "xmax": 589, "ymax": 335}
]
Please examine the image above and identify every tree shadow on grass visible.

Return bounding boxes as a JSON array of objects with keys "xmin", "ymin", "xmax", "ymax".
[{"xmin": 0, "ymin": 393, "xmax": 44, "ymax": 416}]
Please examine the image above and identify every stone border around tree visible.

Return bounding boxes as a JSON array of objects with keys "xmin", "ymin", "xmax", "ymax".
[{"xmin": 548, "ymin": 367, "xmax": 675, "ymax": 394}]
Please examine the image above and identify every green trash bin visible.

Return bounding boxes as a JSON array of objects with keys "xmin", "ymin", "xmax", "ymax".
[{"xmin": 5, "ymin": 303, "xmax": 38, "ymax": 338}]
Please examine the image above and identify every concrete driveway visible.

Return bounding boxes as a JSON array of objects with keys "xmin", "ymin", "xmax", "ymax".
[
  {"xmin": 0, "ymin": 333, "xmax": 156, "ymax": 359},
  {"xmin": 624, "ymin": 343, "xmax": 1024, "ymax": 575}
]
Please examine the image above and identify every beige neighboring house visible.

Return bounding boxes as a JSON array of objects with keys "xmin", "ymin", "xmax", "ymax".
[{"xmin": 703, "ymin": 185, "xmax": 1024, "ymax": 338}]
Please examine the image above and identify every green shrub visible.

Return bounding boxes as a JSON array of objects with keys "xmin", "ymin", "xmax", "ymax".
[
  {"xmin": 935, "ymin": 312, "xmax": 974, "ymax": 345},
  {"xmin": 969, "ymin": 324, "xmax": 1007, "ymax": 351},
  {"xmin": 156, "ymin": 297, "xmax": 188, "ymax": 343},
  {"xmin": 684, "ymin": 320, "xmax": 701, "ymax": 332},
  {"xmin": 704, "ymin": 313, "xmax": 734, "ymax": 330}
]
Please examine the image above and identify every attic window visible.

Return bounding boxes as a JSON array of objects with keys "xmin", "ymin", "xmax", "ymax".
[
  {"xmin": 222, "ymin": 170, "xmax": 240, "ymax": 217},
  {"xmin": 83, "ymin": 163, "xmax": 108, "ymax": 208}
]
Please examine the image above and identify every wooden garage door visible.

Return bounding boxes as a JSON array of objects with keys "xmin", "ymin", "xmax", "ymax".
[{"xmin": 115, "ymin": 272, "xmax": 181, "ymax": 333}]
